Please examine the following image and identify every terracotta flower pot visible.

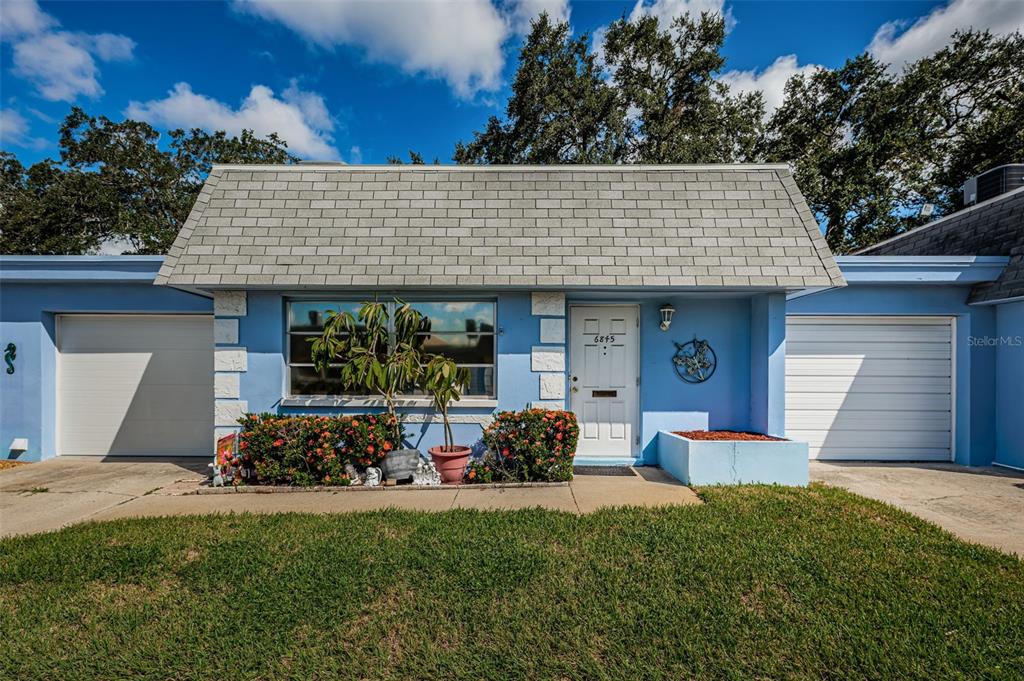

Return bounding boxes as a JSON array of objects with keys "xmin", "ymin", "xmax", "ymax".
[{"xmin": 428, "ymin": 445, "xmax": 472, "ymax": 484}]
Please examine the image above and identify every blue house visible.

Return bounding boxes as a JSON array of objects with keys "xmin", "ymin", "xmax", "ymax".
[{"xmin": 1, "ymin": 164, "xmax": 1021, "ymax": 473}]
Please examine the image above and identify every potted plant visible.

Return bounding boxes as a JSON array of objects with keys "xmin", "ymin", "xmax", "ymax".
[
  {"xmin": 309, "ymin": 299, "xmax": 426, "ymax": 481},
  {"xmin": 422, "ymin": 354, "xmax": 472, "ymax": 484}
]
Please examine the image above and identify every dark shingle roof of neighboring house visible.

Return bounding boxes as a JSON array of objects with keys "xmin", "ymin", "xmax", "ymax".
[
  {"xmin": 860, "ymin": 186, "xmax": 1024, "ymax": 303},
  {"xmin": 155, "ymin": 164, "xmax": 845, "ymax": 290}
]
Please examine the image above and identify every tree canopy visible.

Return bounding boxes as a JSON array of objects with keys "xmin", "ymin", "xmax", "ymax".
[{"xmin": 1, "ymin": 108, "xmax": 296, "ymax": 255}]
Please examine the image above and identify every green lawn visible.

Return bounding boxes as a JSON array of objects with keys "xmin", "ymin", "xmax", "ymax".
[{"xmin": 2, "ymin": 485, "xmax": 1022, "ymax": 680}]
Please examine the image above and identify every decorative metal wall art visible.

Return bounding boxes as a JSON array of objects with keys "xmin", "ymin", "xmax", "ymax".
[
  {"xmin": 672, "ymin": 337, "xmax": 717, "ymax": 383},
  {"xmin": 4, "ymin": 343, "xmax": 15, "ymax": 375}
]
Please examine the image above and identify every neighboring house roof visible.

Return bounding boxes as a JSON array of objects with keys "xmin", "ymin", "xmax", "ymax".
[
  {"xmin": 859, "ymin": 186, "xmax": 1024, "ymax": 303},
  {"xmin": 155, "ymin": 164, "xmax": 845, "ymax": 290}
]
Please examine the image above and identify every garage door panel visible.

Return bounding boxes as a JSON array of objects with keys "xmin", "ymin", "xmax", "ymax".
[
  {"xmin": 60, "ymin": 317, "xmax": 212, "ymax": 350},
  {"xmin": 60, "ymin": 350, "xmax": 212, "ymax": 386},
  {"xmin": 786, "ymin": 325, "xmax": 951, "ymax": 343},
  {"xmin": 786, "ymin": 409, "xmax": 951, "ymax": 431},
  {"xmin": 61, "ymin": 385, "xmax": 213, "ymax": 422},
  {"xmin": 787, "ymin": 357, "xmax": 950, "ymax": 377},
  {"xmin": 787, "ymin": 392, "xmax": 951, "ymax": 411},
  {"xmin": 59, "ymin": 315, "xmax": 213, "ymax": 457},
  {"xmin": 785, "ymin": 375, "xmax": 951, "ymax": 393},
  {"xmin": 785, "ymin": 316, "xmax": 953, "ymax": 461},
  {"xmin": 806, "ymin": 446, "xmax": 952, "ymax": 460},
  {"xmin": 787, "ymin": 342, "xmax": 951, "ymax": 360},
  {"xmin": 788, "ymin": 429, "xmax": 953, "ymax": 449}
]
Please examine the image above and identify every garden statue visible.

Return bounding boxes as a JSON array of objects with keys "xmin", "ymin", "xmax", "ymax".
[
  {"xmin": 413, "ymin": 459, "xmax": 442, "ymax": 486},
  {"xmin": 364, "ymin": 467, "xmax": 382, "ymax": 487},
  {"xmin": 209, "ymin": 458, "xmax": 224, "ymax": 487},
  {"xmin": 345, "ymin": 463, "xmax": 363, "ymax": 486}
]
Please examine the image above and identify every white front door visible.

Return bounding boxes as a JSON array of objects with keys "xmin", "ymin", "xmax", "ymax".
[{"xmin": 569, "ymin": 305, "xmax": 639, "ymax": 458}]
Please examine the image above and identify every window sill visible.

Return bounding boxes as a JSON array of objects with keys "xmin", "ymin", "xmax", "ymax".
[{"xmin": 280, "ymin": 396, "xmax": 498, "ymax": 410}]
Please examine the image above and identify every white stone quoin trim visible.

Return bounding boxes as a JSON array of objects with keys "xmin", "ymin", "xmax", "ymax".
[
  {"xmin": 214, "ymin": 348, "xmax": 247, "ymax": 372},
  {"xmin": 539, "ymin": 372, "xmax": 566, "ymax": 400},
  {"xmin": 539, "ymin": 318, "xmax": 565, "ymax": 343},
  {"xmin": 213, "ymin": 290, "xmax": 247, "ymax": 316},
  {"xmin": 213, "ymin": 290, "xmax": 248, "ymax": 439},
  {"xmin": 214, "ymin": 318, "xmax": 239, "ymax": 344},
  {"xmin": 214, "ymin": 373, "xmax": 240, "ymax": 399},
  {"xmin": 531, "ymin": 292, "xmax": 565, "ymax": 317},
  {"xmin": 529, "ymin": 292, "xmax": 567, "ymax": 410}
]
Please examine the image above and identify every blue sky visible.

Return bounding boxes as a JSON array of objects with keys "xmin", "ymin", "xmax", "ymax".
[{"xmin": 2, "ymin": 0, "xmax": 1021, "ymax": 166}]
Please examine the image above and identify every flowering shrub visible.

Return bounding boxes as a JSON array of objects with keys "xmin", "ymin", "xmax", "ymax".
[
  {"xmin": 477, "ymin": 409, "xmax": 579, "ymax": 482},
  {"xmin": 232, "ymin": 413, "xmax": 403, "ymax": 486}
]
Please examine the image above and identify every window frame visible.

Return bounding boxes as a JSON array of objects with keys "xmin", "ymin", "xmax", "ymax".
[{"xmin": 285, "ymin": 297, "xmax": 497, "ymax": 399}]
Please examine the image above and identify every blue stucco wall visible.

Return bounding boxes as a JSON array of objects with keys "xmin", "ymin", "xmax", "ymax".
[
  {"xmin": 0, "ymin": 279, "xmax": 211, "ymax": 461},
  {"xmin": 788, "ymin": 284, "xmax": 998, "ymax": 466},
  {"xmin": 994, "ymin": 300, "xmax": 1024, "ymax": 469}
]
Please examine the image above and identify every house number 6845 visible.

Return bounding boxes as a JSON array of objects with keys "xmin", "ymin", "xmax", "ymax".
[{"xmin": 593, "ymin": 335, "xmax": 617, "ymax": 343}]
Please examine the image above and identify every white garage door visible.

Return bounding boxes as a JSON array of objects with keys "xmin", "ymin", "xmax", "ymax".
[
  {"xmin": 58, "ymin": 315, "xmax": 213, "ymax": 457},
  {"xmin": 785, "ymin": 316, "xmax": 953, "ymax": 461}
]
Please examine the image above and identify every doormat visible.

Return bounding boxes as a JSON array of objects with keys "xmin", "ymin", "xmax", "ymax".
[{"xmin": 574, "ymin": 466, "xmax": 637, "ymax": 477}]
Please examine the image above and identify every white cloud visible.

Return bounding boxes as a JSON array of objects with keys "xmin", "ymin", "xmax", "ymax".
[
  {"xmin": 507, "ymin": 0, "xmax": 570, "ymax": 34},
  {"xmin": 0, "ymin": 108, "xmax": 49, "ymax": 149},
  {"xmin": 720, "ymin": 54, "xmax": 821, "ymax": 115},
  {"xmin": 233, "ymin": 0, "xmax": 509, "ymax": 98},
  {"xmin": 348, "ymin": 146, "xmax": 363, "ymax": 164},
  {"xmin": 0, "ymin": 0, "xmax": 55, "ymax": 34},
  {"xmin": 868, "ymin": 0, "xmax": 1024, "ymax": 70},
  {"xmin": 629, "ymin": 0, "xmax": 734, "ymax": 32},
  {"xmin": 0, "ymin": 0, "xmax": 135, "ymax": 102},
  {"xmin": 86, "ymin": 33, "xmax": 136, "ymax": 62},
  {"xmin": 125, "ymin": 82, "xmax": 340, "ymax": 159}
]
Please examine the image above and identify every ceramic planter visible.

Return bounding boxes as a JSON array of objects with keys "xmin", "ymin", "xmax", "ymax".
[
  {"xmin": 379, "ymin": 448, "xmax": 420, "ymax": 482},
  {"xmin": 428, "ymin": 445, "xmax": 472, "ymax": 484}
]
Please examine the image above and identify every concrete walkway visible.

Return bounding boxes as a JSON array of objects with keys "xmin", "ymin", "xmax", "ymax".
[
  {"xmin": 0, "ymin": 458, "xmax": 700, "ymax": 537},
  {"xmin": 812, "ymin": 461, "xmax": 1024, "ymax": 556}
]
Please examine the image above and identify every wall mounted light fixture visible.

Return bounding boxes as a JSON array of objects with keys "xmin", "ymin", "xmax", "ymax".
[{"xmin": 659, "ymin": 304, "xmax": 675, "ymax": 331}]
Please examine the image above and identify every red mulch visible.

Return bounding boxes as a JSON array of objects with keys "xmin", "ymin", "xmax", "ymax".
[
  {"xmin": 0, "ymin": 460, "xmax": 28, "ymax": 471},
  {"xmin": 672, "ymin": 430, "xmax": 787, "ymax": 442}
]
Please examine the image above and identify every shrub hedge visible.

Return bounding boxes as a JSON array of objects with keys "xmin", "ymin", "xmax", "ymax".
[
  {"xmin": 475, "ymin": 409, "xmax": 579, "ymax": 483},
  {"xmin": 231, "ymin": 413, "xmax": 403, "ymax": 486}
]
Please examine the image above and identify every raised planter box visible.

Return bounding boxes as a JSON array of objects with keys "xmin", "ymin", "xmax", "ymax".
[{"xmin": 657, "ymin": 431, "xmax": 809, "ymax": 486}]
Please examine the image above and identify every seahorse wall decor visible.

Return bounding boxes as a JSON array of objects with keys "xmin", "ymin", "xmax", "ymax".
[{"xmin": 3, "ymin": 343, "xmax": 15, "ymax": 375}]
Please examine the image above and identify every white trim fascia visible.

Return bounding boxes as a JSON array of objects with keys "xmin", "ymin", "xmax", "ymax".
[
  {"xmin": 785, "ymin": 286, "xmax": 839, "ymax": 302},
  {"xmin": 834, "ymin": 255, "xmax": 1009, "ymax": 284}
]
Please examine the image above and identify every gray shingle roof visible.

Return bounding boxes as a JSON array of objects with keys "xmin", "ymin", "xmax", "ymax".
[
  {"xmin": 860, "ymin": 186, "xmax": 1024, "ymax": 303},
  {"xmin": 155, "ymin": 164, "xmax": 845, "ymax": 290}
]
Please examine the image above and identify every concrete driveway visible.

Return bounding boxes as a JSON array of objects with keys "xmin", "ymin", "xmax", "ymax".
[
  {"xmin": 0, "ymin": 458, "xmax": 699, "ymax": 537},
  {"xmin": 812, "ymin": 461, "xmax": 1024, "ymax": 557},
  {"xmin": 0, "ymin": 457, "xmax": 207, "ymax": 537}
]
